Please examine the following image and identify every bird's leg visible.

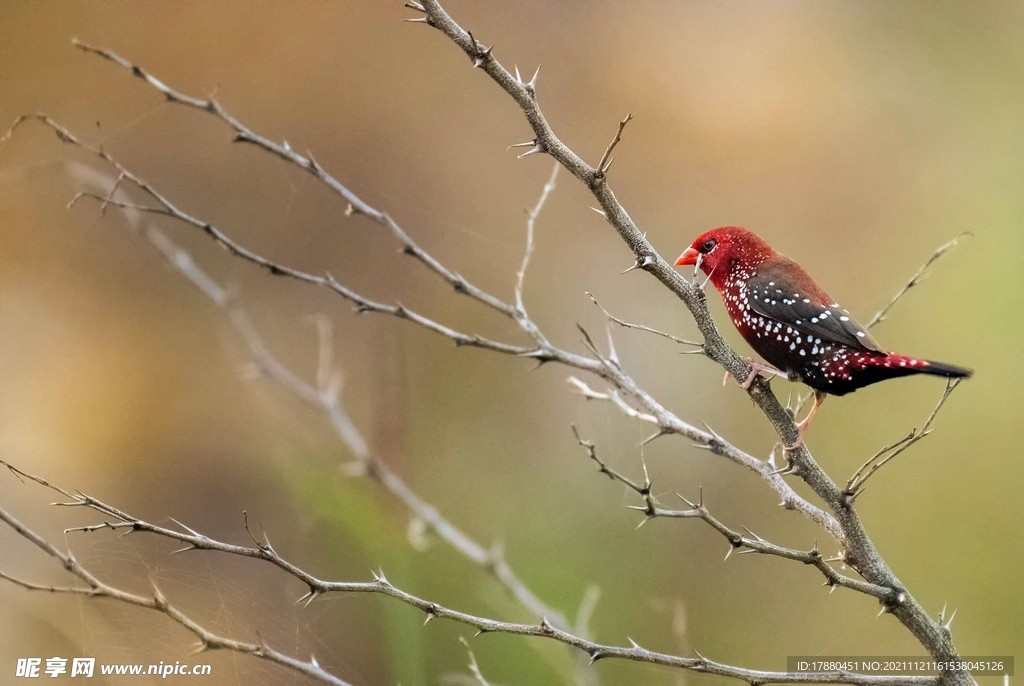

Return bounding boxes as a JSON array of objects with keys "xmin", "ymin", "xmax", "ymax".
[
  {"xmin": 726, "ymin": 359, "xmax": 785, "ymax": 389},
  {"xmin": 789, "ymin": 390, "xmax": 827, "ymax": 447}
]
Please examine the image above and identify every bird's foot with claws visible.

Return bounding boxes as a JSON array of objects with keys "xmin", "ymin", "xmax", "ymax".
[{"xmin": 727, "ymin": 359, "xmax": 784, "ymax": 390}]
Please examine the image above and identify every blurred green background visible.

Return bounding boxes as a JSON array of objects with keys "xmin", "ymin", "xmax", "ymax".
[{"xmin": 1, "ymin": 1, "xmax": 1021, "ymax": 684}]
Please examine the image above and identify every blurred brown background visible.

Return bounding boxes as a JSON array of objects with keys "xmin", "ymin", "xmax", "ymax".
[{"xmin": 1, "ymin": 1, "xmax": 1021, "ymax": 684}]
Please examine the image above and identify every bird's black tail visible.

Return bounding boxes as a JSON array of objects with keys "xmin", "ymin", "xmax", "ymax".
[{"xmin": 920, "ymin": 359, "xmax": 973, "ymax": 378}]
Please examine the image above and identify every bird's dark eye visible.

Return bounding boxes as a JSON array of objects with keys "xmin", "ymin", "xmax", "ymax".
[{"xmin": 699, "ymin": 237, "xmax": 718, "ymax": 253}]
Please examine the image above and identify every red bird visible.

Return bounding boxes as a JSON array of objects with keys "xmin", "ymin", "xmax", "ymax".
[{"xmin": 675, "ymin": 226, "xmax": 971, "ymax": 436}]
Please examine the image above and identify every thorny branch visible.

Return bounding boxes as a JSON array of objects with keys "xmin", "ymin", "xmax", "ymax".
[
  {"xmin": 0, "ymin": 463, "xmax": 935, "ymax": 686},
  {"xmin": 411, "ymin": 2, "xmax": 973, "ymax": 683},
  {"xmin": 0, "ymin": 497, "xmax": 353, "ymax": 686},
  {"xmin": 570, "ymin": 428, "xmax": 894, "ymax": 602}
]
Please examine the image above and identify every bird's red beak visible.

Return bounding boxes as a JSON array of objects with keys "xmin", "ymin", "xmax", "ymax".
[{"xmin": 675, "ymin": 247, "xmax": 699, "ymax": 266}]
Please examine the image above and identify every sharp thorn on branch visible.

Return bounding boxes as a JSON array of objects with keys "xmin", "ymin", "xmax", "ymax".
[
  {"xmin": 471, "ymin": 44, "xmax": 493, "ymax": 69},
  {"xmin": 525, "ymin": 65, "xmax": 541, "ymax": 95},
  {"xmin": 622, "ymin": 254, "xmax": 655, "ymax": 274},
  {"xmin": 639, "ymin": 430, "xmax": 666, "ymax": 447},
  {"xmin": 167, "ymin": 516, "xmax": 201, "ymax": 537},
  {"xmin": 517, "ymin": 144, "xmax": 544, "ymax": 159}
]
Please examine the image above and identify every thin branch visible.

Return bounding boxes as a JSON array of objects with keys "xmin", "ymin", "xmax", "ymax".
[
  {"xmin": 0, "ymin": 469, "xmax": 933, "ymax": 686},
  {"xmin": 515, "ymin": 161, "xmax": 559, "ymax": 314},
  {"xmin": 458, "ymin": 636, "xmax": 494, "ymax": 686},
  {"xmin": 570, "ymin": 428, "xmax": 894, "ymax": 602},
  {"xmin": 587, "ymin": 293, "xmax": 703, "ymax": 348},
  {"xmin": 5, "ymin": 113, "xmax": 530, "ymax": 358},
  {"xmin": 596, "ymin": 114, "xmax": 632, "ymax": 177},
  {"xmin": 867, "ymin": 233, "xmax": 972, "ymax": 330},
  {"xmin": 70, "ymin": 40, "xmax": 518, "ymax": 321},
  {"xmin": 0, "ymin": 501, "xmax": 352, "ymax": 686},
  {"xmin": 846, "ymin": 379, "xmax": 962, "ymax": 497}
]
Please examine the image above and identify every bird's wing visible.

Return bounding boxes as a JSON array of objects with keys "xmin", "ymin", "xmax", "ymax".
[{"xmin": 746, "ymin": 266, "xmax": 881, "ymax": 352}]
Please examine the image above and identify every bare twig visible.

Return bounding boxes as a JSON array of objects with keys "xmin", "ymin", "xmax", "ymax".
[
  {"xmin": 0, "ymin": 466, "xmax": 934, "ymax": 686},
  {"xmin": 596, "ymin": 113, "xmax": 632, "ymax": 177},
  {"xmin": 515, "ymin": 162, "xmax": 559, "ymax": 314},
  {"xmin": 587, "ymin": 293, "xmax": 703, "ymax": 348},
  {"xmin": 458, "ymin": 636, "xmax": 494, "ymax": 686},
  {"xmin": 867, "ymin": 233, "xmax": 972, "ymax": 329},
  {"xmin": 846, "ymin": 379, "xmax": 962, "ymax": 497}
]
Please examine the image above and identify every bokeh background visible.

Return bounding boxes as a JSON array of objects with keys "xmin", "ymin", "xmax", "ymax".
[{"xmin": 1, "ymin": 2, "xmax": 1021, "ymax": 684}]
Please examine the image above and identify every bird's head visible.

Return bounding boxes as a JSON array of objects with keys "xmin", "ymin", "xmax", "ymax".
[{"xmin": 675, "ymin": 226, "xmax": 776, "ymax": 284}]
